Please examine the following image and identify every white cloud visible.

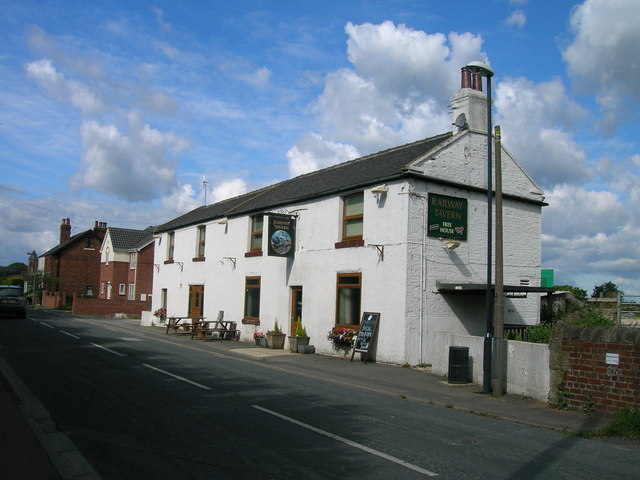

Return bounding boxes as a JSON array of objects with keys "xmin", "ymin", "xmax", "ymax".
[
  {"xmin": 563, "ymin": 0, "xmax": 640, "ymax": 133},
  {"xmin": 505, "ymin": 10, "xmax": 527, "ymax": 28},
  {"xmin": 71, "ymin": 115, "xmax": 190, "ymax": 201},
  {"xmin": 161, "ymin": 184, "xmax": 200, "ymax": 216},
  {"xmin": 212, "ymin": 179, "xmax": 248, "ymax": 203},
  {"xmin": 288, "ymin": 21, "xmax": 485, "ymax": 173},
  {"xmin": 237, "ymin": 66, "xmax": 272, "ymax": 88},
  {"xmin": 26, "ymin": 59, "xmax": 104, "ymax": 113},
  {"xmin": 286, "ymin": 133, "xmax": 359, "ymax": 177},
  {"xmin": 495, "ymin": 76, "xmax": 592, "ymax": 188}
]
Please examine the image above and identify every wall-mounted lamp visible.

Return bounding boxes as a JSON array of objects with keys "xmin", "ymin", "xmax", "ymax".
[
  {"xmin": 371, "ymin": 184, "xmax": 389, "ymax": 198},
  {"xmin": 443, "ymin": 241, "xmax": 461, "ymax": 251},
  {"xmin": 217, "ymin": 217, "xmax": 228, "ymax": 225}
]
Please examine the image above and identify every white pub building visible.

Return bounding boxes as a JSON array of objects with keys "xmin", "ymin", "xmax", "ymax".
[{"xmin": 147, "ymin": 68, "xmax": 548, "ymax": 369}]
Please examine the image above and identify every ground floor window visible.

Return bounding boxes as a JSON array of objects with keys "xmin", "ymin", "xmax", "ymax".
[
  {"xmin": 161, "ymin": 288, "xmax": 167, "ymax": 309},
  {"xmin": 244, "ymin": 276, "xmax": 261, "ymax": 322},
  {"xmin": 128, "ymin": 284, "xmax": 135, "ymax": 300},
  {"xmin": 336, "ymin": 273, "xmax": 361, "ymax": 326}
]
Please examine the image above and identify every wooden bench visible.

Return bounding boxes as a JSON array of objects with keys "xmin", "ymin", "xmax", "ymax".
[
  {"xmin": 192, "ymin": 320, "xmax": 239, "ymax": 341},
  {"xmin": 166, "ymin": 316, "xmax": 205, "ymax": 335}
]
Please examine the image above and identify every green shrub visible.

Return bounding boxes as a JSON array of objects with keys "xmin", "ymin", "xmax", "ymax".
[
  {"xmin": 528, "ymin": 323, "xmax": 552, "ymax": 343},
  {"xmin": 602, "ymin": 407, "xmax": 640, "ymax": 438}
]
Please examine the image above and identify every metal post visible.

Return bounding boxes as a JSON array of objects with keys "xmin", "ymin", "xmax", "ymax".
[{"xmin": 492, "ymin": 125, "xmax": 504, "ymax": 395}]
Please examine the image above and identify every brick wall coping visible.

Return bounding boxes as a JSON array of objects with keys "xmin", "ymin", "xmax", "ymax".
[{"xmin": 550, "ymin": 321, "xmax": 640, "ymax": 345}]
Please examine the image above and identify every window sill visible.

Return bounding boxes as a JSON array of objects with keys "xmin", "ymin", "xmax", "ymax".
[
  {"xmin": 242, "ymin": 318, "xmax": 260, "ymax": 325},
  {"xmin": 164, "ymin": 259, "xmax": 174, "ymax": 265},
  {"xmin": 192, "ymin": 256, "xmax": 206, "ymax": 262},
  {"xmin": 334, "ymin": 239, "xmax": 364, "ymax": 249},
  {"xmin": 245, "ymin": 250, "xmax": 263, "ymax": 258}
]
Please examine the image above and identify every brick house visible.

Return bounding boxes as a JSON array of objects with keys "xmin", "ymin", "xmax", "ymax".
[
  {"xmin": 98, "ymin": 226, "xmax": 155, "ymax": 305},
  {"xmin": 41, "ymin": 219, "xmax": 107, "ymax": 309}
]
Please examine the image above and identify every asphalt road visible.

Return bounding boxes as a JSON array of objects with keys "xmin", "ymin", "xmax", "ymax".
[{"xmin": 1, "ymin": 309, "xmax": 637, "ymax": 479}]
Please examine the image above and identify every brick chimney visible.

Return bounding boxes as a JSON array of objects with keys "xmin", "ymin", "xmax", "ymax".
[
  {"xmin": 450, "ymin": 67, "xmax": 488, "ymax": 133},
  {"xmin": 60, "ymin": 218, "xmax": 71, "ymax": 244},
  {"xmin": 93, "ymin": 221, "xmax": 107, "ymax": 241}
]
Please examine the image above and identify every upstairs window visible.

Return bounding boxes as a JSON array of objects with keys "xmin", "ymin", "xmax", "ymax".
[
  {"xmin": 85, "ymin": 237, "xmax": 94, "ymax": 249},
  {"xmin": 129, "ymin": 252, "xmax": 137, "ymax": 269},
  {"xmin": 196, "ymin": 225, "xmax": 206, "ymax": 258},
  {"xmin": 342, "ymin": 192, "xmax": 364, "ymax": 240},
  {"xmin": 167, "ymin": 232, "xmax": 175, "ymax": 261},
  {"xmin": 250, "ymin": 215, "xmax": 263, "ymax": 251}
]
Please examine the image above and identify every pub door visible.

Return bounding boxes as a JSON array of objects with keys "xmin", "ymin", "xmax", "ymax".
[
  {"xmin": 188, "ymin": 285, "xmax": 204, "ymax": 318},
  {"xmin": 290, "ymin": 286, "xmax": 302, "ymax": 335}
]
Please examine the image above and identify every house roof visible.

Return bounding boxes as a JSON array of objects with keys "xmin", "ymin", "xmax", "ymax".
[
  {"xmin": 108, "ymin": 227, "xmax": 155, "ymax": 252},
  {"xmin": 42, "ymin": 229, "xmax": 99, "ymax": 257},
  {"xmin": 156, "ymin": 132, "xmax": 454, "ymax": 233}
]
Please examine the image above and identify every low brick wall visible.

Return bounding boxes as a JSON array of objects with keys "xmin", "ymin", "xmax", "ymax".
[
  {"xmin": 72, "ymin": 296, "xmax": 150, "ymax": 318},
  {"xmin": 549, "ymin": 322, "xmax": 640, "ymax": 413}
]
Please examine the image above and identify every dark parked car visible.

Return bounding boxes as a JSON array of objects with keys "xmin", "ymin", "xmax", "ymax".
[{"xmin": 0, "ymin": 285, "xmax": 27, "ymax": 318}]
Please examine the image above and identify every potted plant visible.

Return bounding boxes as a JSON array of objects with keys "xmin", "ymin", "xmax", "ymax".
[
  {"xmin": 153, "ymin": 307, "xmax": 167, "ymax": 324},
  {"xmin": 327, "ymin": 327, "xmax": 358, "ymax": 355},
  {"xmin": 288, "ymin": 318, "xmax": 310, "ymax": 353},
  {"xmin": 266, "ymin": 319, "xmax": 286, "ymax": 349},
  {"xmin": 253, "ymin": 331, "xmax": 267, "ymax": 347}
]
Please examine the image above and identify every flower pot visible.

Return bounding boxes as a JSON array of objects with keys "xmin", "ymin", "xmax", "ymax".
[
  {"xmin": 254, "ymin": 337, "xmax": 267, "ymax": 347},
  {"xmin": 266, "ymin": 332, "xmax": 286, "ymax": 349},
  {"xmin": 288, "ymin": 336, "xmax": 310, "ymax": 353}
]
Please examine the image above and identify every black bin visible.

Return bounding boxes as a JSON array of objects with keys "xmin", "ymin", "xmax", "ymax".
[{"xmin": 448, "ymin": 346, "xmax": 469, "ymax": 384}]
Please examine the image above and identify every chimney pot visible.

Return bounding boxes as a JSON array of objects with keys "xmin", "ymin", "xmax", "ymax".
[
  {"xmin": 472, "ymin": 73, "xmax": 483, "ymax": 92},
  {"xmin": 461, "ymin": 67, "xmax": 472, "ymax": 89}
]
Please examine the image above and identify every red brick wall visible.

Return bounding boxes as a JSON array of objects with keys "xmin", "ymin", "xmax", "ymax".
[
  {"xmin": 72, "ymin": 295, "xmax": 151, "ymax": 317},
  {"xmin": 45, "ymin": 237, "xmax": 101, "ymax": 296},
  {"xmin": 132, "ymin": 243, "xmax": 154, "ymax": 300},
  {"xmin": 550, "ymin": 322, "xmax": 640, "ymax": 413}
]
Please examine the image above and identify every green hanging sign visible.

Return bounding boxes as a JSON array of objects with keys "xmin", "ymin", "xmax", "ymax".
[{"xmin": 427, "ymin": 193, "xmax": 467, "ymax": 240}]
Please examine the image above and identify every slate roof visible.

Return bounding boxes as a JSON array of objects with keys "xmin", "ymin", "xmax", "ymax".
[
  {"xmin": 109, "ymin": 227, "xmax": 155, "ymax": 252},
  {"xmin": 42, "ymin": 229, "xmax": 97, "ymax": 257},
  {"xmin": 156, "ymin": 132, "xmax": 453, "ymax": 233}
]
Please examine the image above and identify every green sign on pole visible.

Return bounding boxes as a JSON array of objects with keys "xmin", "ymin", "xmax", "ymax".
[{"xmin": 427, "ymin": 193, "xmax": 467, "ymax": 240}]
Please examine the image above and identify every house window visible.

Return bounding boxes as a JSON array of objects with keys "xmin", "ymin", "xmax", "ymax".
[
  {"xmin": 336, "ymin": 273, "xmax": 361, "ymax": 326},
  {"xmin": 167, "ymin": 232, "xmax": 175, "ymax": 261},
  {"xmin": 86, "ymin": 285, "xmax": 94, "ymax": 296},
  {"xmin": 244, "ymin": 276, "xmax": 261, "ymax": 322},
  {"xmin": 128, "ymin": 284, "xmax": 135, "ymax": 300},
  {"xmin": 105, "ymin": 247, "xmax": 110, "ymax": 265},
  {"xmin": 161, "ymin": 288, "xmax": 168, "ymax": 309},
  {"xmin": 249, "ymin": 215, "xmax": 263, "ymax": 251},
  {"xmin": 100, "ymin": 282, "xmax": 105, "ymax": 295},
  {"xmin": 85, "ymin": 237, "xmax": 94, "ymax": 249},
  {"xmin": 342, "ymin": 192, "xmax": 364, "ymax": 240},
  {"xmin": 196, "ymin": 225, "xmax": 206, "ymax": 258},
  {"xmin": 130, "ymin": 252, "xmax": 137, "ymax": 269},
  {"xmin": 118, "ymin": 283, "xmax": 126, "ymax": 296}
]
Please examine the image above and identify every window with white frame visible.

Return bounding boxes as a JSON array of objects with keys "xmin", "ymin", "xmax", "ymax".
[
  {"xmin": 128, "ymin": 284, "xmax": 135, "ymax": 300},
  {"xmin": 129, "ymin": 252, "xmax": 137, "ymax": 269},
  {"xmin": 167, "ymin": 232, "xmax": 175, "ymax": 261},
  {"xmin": 118, "ymin": 283, "xmax": 126, "ymax": 296}
]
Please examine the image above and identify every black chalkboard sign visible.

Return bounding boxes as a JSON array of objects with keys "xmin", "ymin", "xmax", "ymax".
[{"xmin": 351, "ymin": 312, "xmax": 380, "ymax": 363}]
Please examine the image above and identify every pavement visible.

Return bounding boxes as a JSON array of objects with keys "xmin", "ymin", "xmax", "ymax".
[{"xmin": 1, "ymin": 316, "xmax": 634, "ymax": 480}]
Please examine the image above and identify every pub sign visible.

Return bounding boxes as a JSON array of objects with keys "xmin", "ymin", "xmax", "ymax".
[
  {"xmin": 267, "ymin": 214, "xmax": 296, "ymax": 258},
  {"xmin": 427, "ymin": 193, "xmax": 467, "ymax": 240}
]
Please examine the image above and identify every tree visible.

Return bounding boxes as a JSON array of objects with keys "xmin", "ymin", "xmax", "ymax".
[
  {"xmin": 554, "ymin": 285, "xmax": 588, "ymax": 302},
  {"xmin": 592, "ymin": 281, "xmax": 622, "ymax": 299}
]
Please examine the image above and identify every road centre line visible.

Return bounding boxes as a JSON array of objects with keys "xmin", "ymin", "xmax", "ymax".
[
  {"xmin": 39, "ymin": 322, "xmax": 55, "ymax": 328},
  {"xmin": 252, "ymin": 405, "xmax": 438, "ymax": 477},
  {"xmin": 143, "ymin": 363, "xmax": 211, "ymax": 390},
  {"xmin": 60, "ymin": 330, "xmax": 81, "ymax": 339},
  {"xmin": 90, "ymin": 342, "xmax": 127, "ymax": 357}
]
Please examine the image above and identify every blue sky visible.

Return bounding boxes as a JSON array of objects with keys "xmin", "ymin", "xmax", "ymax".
[{"xmin": 1, "ymin": 0, "xmax": 639, "ymax": 296}]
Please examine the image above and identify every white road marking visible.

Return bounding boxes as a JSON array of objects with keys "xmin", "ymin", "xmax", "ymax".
[
  {"xmin": 60, "ymin": 330, "xmax": 81, "ymax": 339},
  {"xmin": 90, "ymin": 343, "xmax": 127, "ymax": 357},
  {"xmin": 143, "ymin": 363, "xmax": 211, "ymax": 390},
  {"xmin": 252, "ymin": 405, "xmax": 438, "ymax": 477},
  {"xmin": 39, "ymin": 322, "xmax": 55, "ymax": 328}
]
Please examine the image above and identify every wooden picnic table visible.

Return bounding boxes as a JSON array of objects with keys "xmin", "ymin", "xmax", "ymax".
[
  {"xmin": 165, "ymin": 316, "xmax": 205, "ymax": 335},
  {"xmin": 191, "ymin": 319, "xmax": 239, "ymax": 341}
]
